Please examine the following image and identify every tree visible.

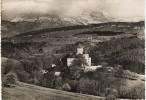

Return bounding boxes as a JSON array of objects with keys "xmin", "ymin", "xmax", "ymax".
[{"xmin": 3, "ymin": 72, "xmax": 18, "ymax": 87}]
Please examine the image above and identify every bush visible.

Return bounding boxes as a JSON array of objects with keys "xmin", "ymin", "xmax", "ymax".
[
  {"xmin": 62, "ymin": 83, "xmax": 71, "ymax": 91},
  {"xmin": 118, "ymin": 85, "xmax": 145, "ymax": 99},
  {"xmin": 3, "ymin": 72, "xmax": 18, "ymax": 87},
  {"xmin": 79, "ymin": 78, "xmax": 99, "ymax": 95}
]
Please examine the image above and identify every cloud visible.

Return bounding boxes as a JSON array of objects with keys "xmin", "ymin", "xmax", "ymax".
[{"xmin": 2, "ymin": 0, "xmax": 144, "ymax": 21}]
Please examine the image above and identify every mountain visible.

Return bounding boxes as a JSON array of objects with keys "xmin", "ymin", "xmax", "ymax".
[{"xmin": 1, "ymin": 15, "xmax": 144, "ymax": 39}]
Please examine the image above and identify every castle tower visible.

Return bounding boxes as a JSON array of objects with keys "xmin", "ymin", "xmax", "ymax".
[
  {"xmin": 76, "ymin": 44, "xmax": 84, "ymax": 55},
  {"xmin": 76, "ymin": 47, "xmax": 83, "ymax": 55}
]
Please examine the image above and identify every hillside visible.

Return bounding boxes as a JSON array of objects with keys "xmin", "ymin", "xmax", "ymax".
[
  {"xmin": 89, "ymin": 37, "xmax": 144, "ymax": 74},
  {"xmin": 2, "ymin": 55, "xmax": 145, "ymax": 99},
  {"xmin": 2, "ymin": 20, "xmax": 144, "ymax": 60},
  {"xmin": 2, "ymin": 20, "xmax": 144, "ymax": 39},
  {"xmin": 3, "ymin": 82, "xmax": 104, "ymax": 100},
  {"xmin": 2, "ymin": 20, "xmax": 145, "ymax": 99},
  {"xmin": 2, "ymin": 68, "xmax": 145, "ymax": 99},
  {"xmin": 55, "ymin": 36, "xmax": 144, "ymax": 74}
]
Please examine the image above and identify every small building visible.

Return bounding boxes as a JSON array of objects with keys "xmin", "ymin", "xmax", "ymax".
[
  {"xmin": 84, "ymin": 65, "xmax": 102, "ymax": 72},
  {"xmin": 54, "ymin": 71, "xmax": 61, "ymax": 76},
  {"xmin": 67, "ymin": 46, "xmax": 102, "ymax": 72}
]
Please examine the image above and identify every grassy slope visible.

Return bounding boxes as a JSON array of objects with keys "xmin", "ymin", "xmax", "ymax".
[{"xmin": 3, "ymin": 82, "xmax": 104, "ymax": 100}]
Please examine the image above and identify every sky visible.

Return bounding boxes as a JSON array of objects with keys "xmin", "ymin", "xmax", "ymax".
[{"xmin": 2, "ymin": 0, "xmax": 145, "ymax": 22}]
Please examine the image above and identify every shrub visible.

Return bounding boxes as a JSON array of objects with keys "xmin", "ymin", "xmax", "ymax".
[
  {"xmin": 117, "ymin": 82, "xmax": 144, "ymax": 99},
  {"xmin": 62, "ymin": 83, "xmax": 71, "ymax": 91},
  {"xmin": 3, "ymin": 72, "xmax": 18, "ymax": 87},
  {"xmin": 79, "ymin": 78, "xmax": 99, "ymax": 95}
]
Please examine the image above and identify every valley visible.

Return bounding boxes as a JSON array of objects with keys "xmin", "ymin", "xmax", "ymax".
[{"xmin": 1, "ymin": 20, "xmax": 145, "ymax": 99}]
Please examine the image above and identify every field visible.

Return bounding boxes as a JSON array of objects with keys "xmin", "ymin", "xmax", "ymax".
[{"xmin": 3, "ymin": 82, "xmax": 104, "ymax": 100}]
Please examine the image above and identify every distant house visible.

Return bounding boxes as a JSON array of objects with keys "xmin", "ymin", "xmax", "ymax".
[{"xmin": 67, "ymin": 45, "xmax": 102, "ymax": 72}]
